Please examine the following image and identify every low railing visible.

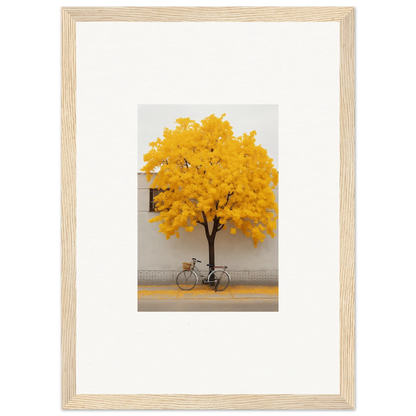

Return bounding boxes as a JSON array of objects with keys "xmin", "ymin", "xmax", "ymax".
[{"xmin": 137, "ymin": 269, "xmax": 278, "ymax": 286}]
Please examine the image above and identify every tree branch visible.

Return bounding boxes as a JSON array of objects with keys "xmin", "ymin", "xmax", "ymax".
[
  {"xmin": 220, "ymin": 191, "xmax": 234, "ymax": 209},
  {"xmin": 217, "ymin": 223, "xmax": 225, "ymax": 231},
  {"xmin": 201, "ymin": 212, "xmax": 210, "ymax": 240}
]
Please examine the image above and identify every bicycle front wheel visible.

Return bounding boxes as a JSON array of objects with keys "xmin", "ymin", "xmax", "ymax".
[
  {"xmin": 176, "ymin": 270, "xmax": 197, "ymax": 290},
  {"xmin": 209, "ymin": 270, "xmax": 230, "ymax": 291}
]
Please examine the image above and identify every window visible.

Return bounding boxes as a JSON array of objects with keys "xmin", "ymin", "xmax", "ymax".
[{"xmin": 149, "ymin": 189, "xmax": 164, "ymax": 212}]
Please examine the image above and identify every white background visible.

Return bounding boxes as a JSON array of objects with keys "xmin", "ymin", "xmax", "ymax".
[{"xmin": 76, "ymin": 22, "xmax": 339, "ymax": 394}]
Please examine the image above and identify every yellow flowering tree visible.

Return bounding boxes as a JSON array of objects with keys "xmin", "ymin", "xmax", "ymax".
[{"xmin": 141, "ymin": 114, "xmax": 278, "ymax": 270}]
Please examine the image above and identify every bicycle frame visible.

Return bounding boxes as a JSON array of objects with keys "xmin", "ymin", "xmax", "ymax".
[
  {"xmin": 190, "ymin": 264, "xmax": 203, "ymax": 284},
  {"xmin": 191, "ymin": 262, "xmax": 229, "ymax": 284}
]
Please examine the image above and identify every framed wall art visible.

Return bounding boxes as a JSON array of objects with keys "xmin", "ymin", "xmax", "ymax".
[{"xmin": 62, "ymin": 7, "xmax": 355, "ymax": 409}]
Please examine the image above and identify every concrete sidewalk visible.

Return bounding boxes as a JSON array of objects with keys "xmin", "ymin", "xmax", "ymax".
[{"xmin": 138, "ymin": 285, "xmax": 278, "ymax": 300}]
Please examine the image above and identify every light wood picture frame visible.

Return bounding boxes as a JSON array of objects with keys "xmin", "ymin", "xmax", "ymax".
[{"xmin": 62, "ymin": 7, "xmax": 355, "ymax": 409}]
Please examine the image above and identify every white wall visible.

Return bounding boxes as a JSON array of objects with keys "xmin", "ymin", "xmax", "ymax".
[{"xmin": 138, "ymin": 173, "xmax": 278, "ymax": 271}]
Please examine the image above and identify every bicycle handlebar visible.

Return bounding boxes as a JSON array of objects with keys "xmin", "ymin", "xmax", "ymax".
[{"xmin": 192, "ymin": 258, "xmax": 201, "ymax": 263}]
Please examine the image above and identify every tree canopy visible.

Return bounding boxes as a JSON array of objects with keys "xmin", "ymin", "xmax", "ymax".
[{"xmin": 141, "ymin": 114, "xmax": 278, "ymax": 249}]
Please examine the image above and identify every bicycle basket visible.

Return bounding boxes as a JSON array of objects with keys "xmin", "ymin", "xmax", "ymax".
[{"xmin": 182, "ymin": 262, "xmax": 192, "ymax": 270}]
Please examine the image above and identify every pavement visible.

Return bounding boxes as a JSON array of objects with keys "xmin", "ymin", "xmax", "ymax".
[{"xmin": 138, "ymin": 285, "xmax": 278, "ymax": 311}]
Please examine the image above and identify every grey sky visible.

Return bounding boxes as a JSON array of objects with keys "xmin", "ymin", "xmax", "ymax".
[{"xmin": 138, "ymin": 105, "xmax": 278, "ymax": 172}]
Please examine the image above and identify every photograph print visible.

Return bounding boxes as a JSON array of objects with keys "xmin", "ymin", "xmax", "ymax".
[{"xmin": 138, "ymin": 105, "xmax": 279, "ymax": 311}]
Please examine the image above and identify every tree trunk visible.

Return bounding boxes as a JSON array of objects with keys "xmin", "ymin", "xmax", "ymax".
[
  {"xmin": 202, "ymin": 214, "xmax": 219, "ymax": 280},
  {"xmin": 208, "ymin": 235, "xmax": 216, "ymax": 282}
]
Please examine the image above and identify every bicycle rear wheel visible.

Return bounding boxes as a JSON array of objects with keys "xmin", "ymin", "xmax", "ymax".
[
  {"xmin": 176, "ymin": 270, "xmax": 197, "ymax": 290},
  {"xmin": 209, "ymin": 270, "xmax": 230, "ymax": 291}
]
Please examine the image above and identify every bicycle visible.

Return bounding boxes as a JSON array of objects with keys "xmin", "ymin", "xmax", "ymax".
[{"xmin": 176, "ymin": 258, "xmax": 231, "ymax": 292}]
